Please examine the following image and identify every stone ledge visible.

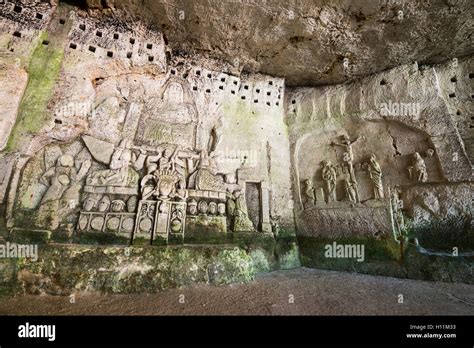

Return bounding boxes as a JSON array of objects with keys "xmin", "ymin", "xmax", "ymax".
[{"xmin": 0, "ymin": 236, "xmax": 301, "ymax": 295}]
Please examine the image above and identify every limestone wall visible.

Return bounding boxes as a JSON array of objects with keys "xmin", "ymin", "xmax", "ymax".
[
  {"xmin": 0, "ymin": 1, "xmax": 472, "ymax": 246},
  {"xmin": 0, "ymin": 2, "xmax": 294, "ymax": 243},
  {"xmin": 286, "ymin": 57, "xmax": 473, "ymax": 237}
]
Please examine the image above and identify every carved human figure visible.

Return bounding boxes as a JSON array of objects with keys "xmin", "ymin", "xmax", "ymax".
[
  {"xmin": 163, "ymin": 81, "xmax": 184, "ymax": 104},
  {"xmin": 411, "ymin": 152, "xmax": 428, "ymax": 182},
  {"xmin": 40, "ymin": 155, "xmax": 74, "ymax": 204},
  {"xmin": 331, "ymin": 135, "xmax": 363, "ymax": 201},
  {"xmin": 188, "ymin": 199, "xmax": 198, "ymax": 215},
  {"xmin": 270, "ymin": 215, "xmax": 281, "ymax": 236},
  {"xmin": 303, "ymin": 179, "xmax": 316, "ymax": 206},
  {"xmin": 83, "ymin": 195, "xmax": 97, "ymax": 212},
  {"xmin": 87, "ymin": 139, "xmax": 145, "ymax": 187},
  {"xmin": 98, "ymin": 195, "xmax": 111, "ymax": 212},
  {"xmin": 141, "ymin": 169, "xmax": 180, "ymax": 200},
  {"xmin": 367, "ymin": 154, "xmax": 384, "ymax": 199},
  {"xmin": 217, "ymin": 203, "xmax": 226, "ymax": 216},
  {"xmin": 230, "ymin": 189, "xmax": 254, "ymax": 232},
  {"xmin": 37, "ymin": 154, "xmax": 91, "ymax": 230},
  {"xmin": 208, "ymin": 202, "xmax": 217, "ymax": 215},
  {"xmin": 343, "ymin": 176, "xmax": 357, "ymax": 203},
  {"xmin": 322, "ymin": 160, "xmax": 337, "ymax": 203},
  {"xmin": 145, "ymin": 146, "xmax": 186, "ymax": 190},
  {"xmin": 152, "ymin": 80, "xmax": 197, "ymax": 125},
  {"xmin": 390, "ymin": 187, "xmax": 405, "ymax": 236},
  {"xmin": 126, "ymin": 196, "xmax": 138, "ymax": 213},
  {"xmin": 188, "ymin": 126, "xmax": 228, "ymax": 191},
  {"xmin": 187, "ymin": 149, "xmax": 226, "ymax": 191},
  {"xmin": 331, "ymin": 135, "xmax": 364, "ymax": 164},
  {"xmin": 111, "ymin": 200, "xmax": 126, "ymax": 212},
  {"xmin": 198, "ymin": 200, "xmax": 208, "ymax": 214}
]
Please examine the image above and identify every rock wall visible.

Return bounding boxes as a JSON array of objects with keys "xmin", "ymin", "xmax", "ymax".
[
  {"xmin": 286, "ymin": 57, "xmax": 473, "ymax": 238},
  {"xmin": 0, "ymin": 1, "xmax": 472, "ymax": 288},
  {"xmin": 0, "ymin": 1, "xmax": 294, "ymax": 246}
]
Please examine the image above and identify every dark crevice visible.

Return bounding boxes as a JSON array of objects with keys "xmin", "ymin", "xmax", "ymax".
[{"xmin": 59, "ymin": 0, "xmax": 88, "ymax": 11}]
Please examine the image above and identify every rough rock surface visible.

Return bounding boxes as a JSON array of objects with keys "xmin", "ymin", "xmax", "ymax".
[
  {"xmin": 0, "ymin": 1, "xmax": 472, "ymax": 288},
  {"xmin": 287, "ymin": 56, "xmax": 473, "ymax": 236},
  {"xmin": 0, "ymin": 243, "xmax": 298, "ymax": 295},
  {"xmin": 86, "ymin": 0, "xmax": 474, "ymax": 86},
  {"xmin": 0, "ymin": 63, "xmax": 28, "ymax": 151}
]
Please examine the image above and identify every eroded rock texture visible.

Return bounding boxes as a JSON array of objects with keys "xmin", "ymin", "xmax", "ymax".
[{"xmin": 86, "ymin": 0, "xmax": 474, "ymax": 86}]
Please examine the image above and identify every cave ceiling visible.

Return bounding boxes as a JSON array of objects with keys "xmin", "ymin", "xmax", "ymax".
[{"xmin": 77, "ymin": 0, "xmax": 474, "ymax": 86}]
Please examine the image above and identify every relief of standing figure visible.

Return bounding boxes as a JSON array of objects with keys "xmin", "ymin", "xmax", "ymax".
[
  {"xmin": 367, "ymin": 154, "xmax": 384, "ymax": 199},
  {"xmin": 410, "ymin": 152, "xmax": 428, "ymax": 183},
  {"xmin": 322, "ymin": 160, "xmax": 337, "ymax": 203}
]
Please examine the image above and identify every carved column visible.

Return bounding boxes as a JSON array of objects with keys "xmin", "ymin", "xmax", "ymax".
[{"xmin": 260, "ymin": 181, "xmax": 272, "ymax": 233}]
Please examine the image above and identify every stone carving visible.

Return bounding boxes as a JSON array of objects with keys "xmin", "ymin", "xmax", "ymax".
[
  {"xmin": 133, "ymin": 200, "xmax": 186, "ymax": 243},
  {"xmin": 188, "ymin": 199, "xmax": 198, "ymax": 215},
  {"xmin": 126, "ymin": 196, "xmax": 138, "ymax": 213},
  {"xmin": 111, "ymin": 200, "xmax": 126, "ymax": 212},
  {"xmin": 198, "ymin": 200, "xmax": 209, "ymax": 214},
  {"xmin": 188, "ymin": 149, "xmax": 226, "ymax": 191},
  {"xmin": 408, "ymin": 152, "xmax": 428, "ymax": 182},
  {"xmin": 83, "ymin": 195, "xmax": 97, "ymax": 212},
  {"xmin": 141, "ymin": 168, "xmax": 181, "ymax": 200},
  {"xmin": 322, "ymin": 160, "xmax": 337, "ymax": 203},
  {"xmin": 82, "ymin": 135, "xmax": 115, "ymax": 165},
  {"xmin": 36, "ymin": 154, "xmax": 91, "ymax": 230},
  {"xmin": 367, "ymin": 154, "xmax": 384, "ymax": 199},
  {"xmin": 169, "ymin": 204, "xmax": 186, "ymax": 236},
  {"xmin": 208, "ymin": 201, "xmax": 217, "ymax": 215},
  {"xmin": 303, "ymin": 179, "xmax": 316, "ymax": 207},
  {"xmin": 156, "ymin": 79, "xmax": 197, "ymax": 125},
  {"xmin": 343, "ymin": 175, "xmax": 357, "ymax": 203},
  {"xmin": 331, "ymin": 135, "xmax": 364, "ymax": 202},
  {"xmin": 77, "ymin": 193, "xmax": 136, "ymax": 236},
  {"xmin": 98, "ymin": 195, "xmax": 111, "ymax": 212},
  {"xmin": 20, "ymin": 121, "xmax": 249, "ymax": 242},
  {"xmin": 217, "ymin": 202, "xmax": 226, "ymax": 216},
  {"xmin": 270, "ymin": 215, "xmax": 281, "ymax": 236},
  {"xmin": 140, "ymin": 146, "xmax": 188, "ymax": 200},
  {"xmin": 86, "ymin": 138, "xmax": 145, "ymax": 189},
  {"xmin": 389, "ymin": 186, "xmax": 406, "ymax": 240},
  {"xmin": 145, "ymin": 146, "xmax": 186, "ymax": 187},
  {"xmin": 188, "ymin": 127, "xmax": 227, "ymax": 191},
  {"xmin": 229, "ymin": 189, "xmax": 255, "ymax": 232}
]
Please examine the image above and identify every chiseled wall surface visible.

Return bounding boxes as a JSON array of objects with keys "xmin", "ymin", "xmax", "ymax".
[
  {"xmin": 0, "ymin": 1, "xmax": 295, "ymax": 243},
  {"xmin": 286, "ymin": 57, "xmax": 473, "ymax": 238}
]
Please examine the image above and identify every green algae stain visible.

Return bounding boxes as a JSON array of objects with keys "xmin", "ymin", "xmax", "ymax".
[{"xmin": 6, "ymin": 32, "xmax": 64, "ymax": 152}]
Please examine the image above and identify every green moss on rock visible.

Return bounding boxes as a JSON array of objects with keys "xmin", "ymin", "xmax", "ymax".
[
  {"xmin": 8, "ymin": 244, "xmax": 259, "ymax": 294},
  {"xmin": 6, "ymin": 32, "xmax": 65, "ymax": 151},
  {"xmin": 298, "ymin": 236, "xmax": 473, "ymax": 283},
  {"xmin": 9, "ymin": 228, "xmax": 51, "ymax": 245}
]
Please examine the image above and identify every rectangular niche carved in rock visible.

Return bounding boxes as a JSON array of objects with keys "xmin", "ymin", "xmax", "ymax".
[{"xmin": 245, "ymin": 182, "xmax": 261, "ymax": 231}]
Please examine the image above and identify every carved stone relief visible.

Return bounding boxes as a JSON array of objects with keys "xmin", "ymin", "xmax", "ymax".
[
  {"xmin": 367, "ymin": 154, "xmax": 384, "ymax": 200},
  {"xmin": 10, "ymin": 117, "xmax": 275, "ymax": 243},
  {"xmin": 408, "ymin": 152, "xmax": 428, "ymax": 183}
]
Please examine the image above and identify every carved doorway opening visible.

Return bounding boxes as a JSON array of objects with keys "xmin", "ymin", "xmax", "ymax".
[
  {"xmin": 244, "ymin": 181, "xmax": 272, "ymax": 233},
  {"xmin": 245, "ymin": 182, "xmax": 261, "ymax": 230}
]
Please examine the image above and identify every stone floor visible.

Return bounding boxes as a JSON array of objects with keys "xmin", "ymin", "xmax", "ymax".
[{"xmin": 1, "ymin": 268, "xmax": 473, "ymax": 315}]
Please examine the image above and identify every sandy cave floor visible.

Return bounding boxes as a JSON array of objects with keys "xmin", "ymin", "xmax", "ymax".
[{"xmin": 0, "ymin": 268, "xmax": 473, "ymax": 315}]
